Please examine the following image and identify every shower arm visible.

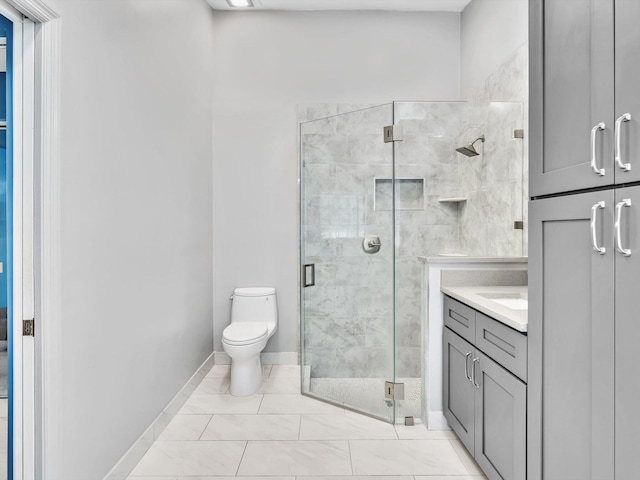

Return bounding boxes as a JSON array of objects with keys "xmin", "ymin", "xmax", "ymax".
[{"xmin": 470, "ymin": 136, "xmax": 485, "ymax": 146}]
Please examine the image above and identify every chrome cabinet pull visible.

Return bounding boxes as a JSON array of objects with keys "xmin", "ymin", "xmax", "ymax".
[
  {"xmin": 615, "ymin": 199, "xmax": 632, "ymax": 257},
  {"xmin": 591, "ymin": 201, "xmax": 606, "ymax": 255},
  {"xmin": 472, "ymin": 357, "xmax": 480, "ymax": 389},
  {"xmin": 590, "ymin": 122, "xmax": 606, "ymax": 176},
  {"xmin": 464, "ymin": 352, "xmax": 473, "ymax": 382},
  {"xmin": 615, "ymin": 113, "xmax": 632, "ymax": 171}
]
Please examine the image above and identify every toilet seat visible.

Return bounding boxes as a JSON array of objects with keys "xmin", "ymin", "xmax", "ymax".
[{"xmin": 222, "ymin": 322, "xmax": 268, "ymax": 346}]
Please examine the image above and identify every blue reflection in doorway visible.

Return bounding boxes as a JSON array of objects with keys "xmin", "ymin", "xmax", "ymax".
[{"xmin": 0, "ymin": 12, "xmax": 13, "ymax": 480}]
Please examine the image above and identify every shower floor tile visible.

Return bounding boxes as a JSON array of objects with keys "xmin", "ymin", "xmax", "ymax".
[{"xmin": 128, "ymin": 365, "xmax": 487, "ymax": 480}]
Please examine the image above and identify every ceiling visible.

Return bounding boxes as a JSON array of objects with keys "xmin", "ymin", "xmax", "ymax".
[{"xmin": 206, "ymin": 0, "xmax": 473, "ymax": 12}]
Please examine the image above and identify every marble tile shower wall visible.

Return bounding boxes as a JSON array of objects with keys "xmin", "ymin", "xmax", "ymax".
[
  {"xmin": 393, "ymin": 102, "xmax": 470, "ymax": 378},
  {"xmin": 456, "ymin": 101, "xmax": 525, "ymax": 256},
  {"xmin": 300, "ymin": 95, "xmax": 525, "ymax": 381},
  {"xmin": 301, "ymin": 104, "xmax": 397, "ymax": 380},
  {"xmin": 300, "ymin": 103, "xmax": 467, "ymax": 380},
  {"xmin": 464, "ymin": 44, "xmax": 529, "ymax": 255}
]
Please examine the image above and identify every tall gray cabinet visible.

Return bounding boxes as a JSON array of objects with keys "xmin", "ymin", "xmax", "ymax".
[
  {"xmin": 530, "ymin": 0, "xmax": 640, "ymax": 197},
  {"xmin": 530, "ymin": 0, "xmax": 640, "ymax": 478}
]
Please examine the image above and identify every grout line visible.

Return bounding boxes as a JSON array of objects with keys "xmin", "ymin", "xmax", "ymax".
[
  {"xmin": 297, "ymin": 414, "xmax": 303, "ymax": 440},
  {"xmin": 234, "ymin": 440, "xmax": 249, "ymax": 476},
  {"xmin": 256, "ymin": 394, "xmax": 266, "ymax": 414},
  {"xmin": 197, "ymin": 414, "xmax": 215, "ymax": 441},
  {"xmin": 347, "ymin": 439, "xmax": 354, "ymax": 475}
]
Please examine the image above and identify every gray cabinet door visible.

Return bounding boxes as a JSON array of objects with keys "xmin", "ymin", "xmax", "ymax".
[
  {"xmin": 474, "ymin": 351, "xmax": 526, "ymax": 480},
  {"xmin": 615, "ymin": 0, "xmax": 640, "ymax": 183},
  {"xmin": 530, "ymin": 0, "xmax": 614, "ymax": 196},
  {"xmin": 615, "ymin": 185, "xmax": 640, "ymax": 478},
  {"xmin": 528, "ymin": 191, "xmax": 615, "ymax": 480},
  {"xmin": 443, "ymin": 327, "xmax": 475, "ymax": 453}
]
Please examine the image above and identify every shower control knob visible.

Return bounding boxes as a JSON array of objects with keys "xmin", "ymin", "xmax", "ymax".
[{"xmin": 363, "ymin": 235, "xmax": 381, "ymax": 254}]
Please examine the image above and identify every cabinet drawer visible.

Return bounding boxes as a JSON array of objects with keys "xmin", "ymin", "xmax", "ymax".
[
  {"xmin": 475, "ymin": 312, "xmax": 527, "ymax": 382},
  {"xmin": 444, "ymin": 296, "xmax": 476, "ymax": 344}
]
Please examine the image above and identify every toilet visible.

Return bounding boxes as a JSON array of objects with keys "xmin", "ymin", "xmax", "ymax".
[{"xmin": 222, "ymin": 287, "xmax": 278, "ymax": 396}]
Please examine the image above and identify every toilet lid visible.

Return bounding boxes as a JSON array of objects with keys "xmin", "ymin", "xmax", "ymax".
[{"xmin": 223, "ymin": 322, "xmax": 268, "ymax": 345}]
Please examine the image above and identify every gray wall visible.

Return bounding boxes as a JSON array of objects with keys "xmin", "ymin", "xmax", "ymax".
[
  {"xmin": 47, "ymin": 1, "xmax": 215, "ymax": 478},
  {"xmin": 460, "ymin": 0, "xmax": 528, "ymax": 98},
  {"xmin": 211, "ymin": 10, "xmax": 462, "ymax": 355}
]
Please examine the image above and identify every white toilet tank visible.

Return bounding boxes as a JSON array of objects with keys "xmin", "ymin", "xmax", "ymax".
[{"xmin": 231, "ymin": 287, "xmax": 278, "ymax": 336}]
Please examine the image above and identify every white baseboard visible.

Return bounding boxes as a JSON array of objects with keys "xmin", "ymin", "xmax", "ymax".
[
  {"xmin": 103, "ymin": 353, "xmax": 215, "ymax": 480},
  {"xmin": 427, "ymin": 411, "xmax": 451, "ymax": 431},
  {"xmin": 214, "ymin": 351, "xmax": 298, "ymax": 365}
]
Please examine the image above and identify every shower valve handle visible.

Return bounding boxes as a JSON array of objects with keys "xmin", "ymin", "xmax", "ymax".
[{"xmin": 363, "ymin": 235, "xmax": 381, "ymax": 254}]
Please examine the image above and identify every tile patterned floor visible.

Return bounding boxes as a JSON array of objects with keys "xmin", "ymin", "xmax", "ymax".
[{"xmin": 128, "ymin": 365, "xmax": 486, "ymax": 480}]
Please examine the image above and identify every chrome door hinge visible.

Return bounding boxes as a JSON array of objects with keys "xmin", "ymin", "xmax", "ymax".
[
  {"xmin": 383, "ymin": 124, "xmax": 404, "ymax": 143},
  {"xmin": 23, "ymin": 319, "xmax": 34, "ymax": 337},
  {"xmin": 384, "ymin": 381, "xmax": 405, "ymax": 400}
]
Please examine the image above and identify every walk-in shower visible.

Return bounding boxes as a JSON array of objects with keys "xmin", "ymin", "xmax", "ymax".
[{"xmin": 299, "ymin": 101, "xmax": 525, "ymax": 425}]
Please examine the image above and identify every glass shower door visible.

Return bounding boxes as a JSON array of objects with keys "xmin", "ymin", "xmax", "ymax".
[{"xmin": 300, "ymin": 104, "xmax": 396, "ymax": 421}]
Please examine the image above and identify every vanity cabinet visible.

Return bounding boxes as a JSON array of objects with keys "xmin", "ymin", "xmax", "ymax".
[
  {"xmin": 443, "ymin": 297, "xmax": 527, "ymax": 480},
  {"xmin": 530, "ymin": 0, "xmax": 640, "ymax": 197},
  {"xmin": 529, "ymin": 185, "xmax": 640, "ymax": 479}
]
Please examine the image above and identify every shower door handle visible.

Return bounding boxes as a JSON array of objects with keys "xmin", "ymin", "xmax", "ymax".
[{"xmin": 303, "ymin": 264, "xmax": 315, "ymax": 287}]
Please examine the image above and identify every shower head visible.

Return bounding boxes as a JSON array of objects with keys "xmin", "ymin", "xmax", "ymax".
[{"xmin": 456, "ymin": 135, "xmax": 485, "ymax": 157}]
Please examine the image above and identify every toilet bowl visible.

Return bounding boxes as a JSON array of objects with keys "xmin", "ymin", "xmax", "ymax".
[{"xmin": 222, "ymin": 287, "xmax": 277, "ymax": 396}]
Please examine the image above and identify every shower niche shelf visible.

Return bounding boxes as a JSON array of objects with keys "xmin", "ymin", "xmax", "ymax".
[
  {"xmin": 374, "ymin": 177, "xmax": 425, "ymax": 211},
  {"xmin": 438, "ymin": 197, "xmax": 467, "ymax": 203}
]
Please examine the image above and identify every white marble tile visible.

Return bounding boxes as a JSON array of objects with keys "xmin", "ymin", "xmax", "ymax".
[
  {"xmin": 299, "ymin": 414, "xmax": 397, "ymax": 440},
  {"xmin": 451, "ymin": 439, "xmax": 485, "ymax": 475},
  {"xmin": 177, "ymin": 477, "xmax": 294, "ymax": 480},
  {"xmin": 192, "ymin": 376, "xmax": 230, "ymax": 395},
  {"xmin": 263, "ymin": 364, "xmax": 274, "ymax": 377},
  {"xmin": 258, "ymin": 375, "xmax": 301, "ymax": 394},
  {"xmin": 130, "ymin": 441, "xmax": 246, "ymax": 476},
  {"xmin": 237, "ymin": 440, "xmax": 352, "ymax": 476},
  {"xmin": 128, "ymin": 477, "xmax": 176, "ymax": 480},
  {"xmin": 394, "ymin": 425, "xmax": 457, "ymax": 440},
  {"xmin": 0, "ymin": 400, "xmax": 7, "ymax": 418},
  {"xmin": 349, "ymin": 439, "xmax": 468, "ymax": 476},
  {"xmin": 158, "ymin": 415, "xmax": 211, "ymax": 441},
  {"xmin": 301, "ymin": 477, "xmax": 413, "ymax": 480},
  {"xmin": 179, "ymin": 394, "xmax": 263, "ymax": 415},
  {"xmin": 205, "ymin": 364, "xmax": 231, "ymax": 378},
  {"xmin": 258, "ymin": 394, "xmax": 344, "ymax": 414},
  {"xmin": 415, "ymin": 476, "xmax": 487, "ymax": 480},
  {"xmin": 270, "ymin": 365, "xmax": 301, "ymax": 378},
  {"xmin": 201, "ymin": 414, "xmax": 300, "ymax": 441}
]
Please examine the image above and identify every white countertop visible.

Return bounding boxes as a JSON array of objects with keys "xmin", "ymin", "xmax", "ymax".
[
  {"xmin": 441, "ymin": 285, "xmax": 528, "ymax": 333},
  {"xmin": 420, "ymin": 256, "xmax": 528, "ymax": 264}
]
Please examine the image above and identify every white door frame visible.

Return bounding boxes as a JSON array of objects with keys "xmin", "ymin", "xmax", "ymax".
[{"xmin": 0, "ymin": 0, "xmax": 59, "ymax": 478}]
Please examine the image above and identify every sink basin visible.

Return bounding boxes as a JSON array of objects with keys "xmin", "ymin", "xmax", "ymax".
[{"xmin": 478, "ymin": 292, "xmax": 528, "ymax": 310}]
